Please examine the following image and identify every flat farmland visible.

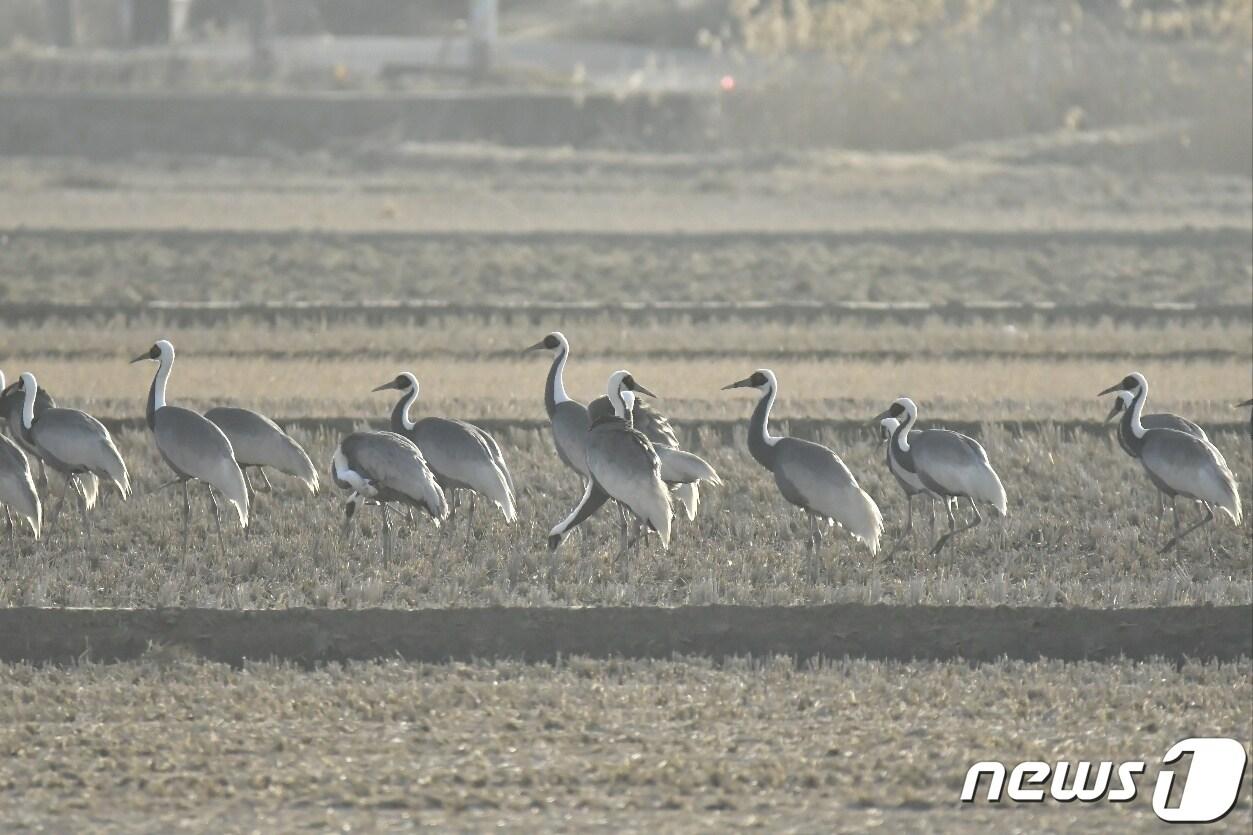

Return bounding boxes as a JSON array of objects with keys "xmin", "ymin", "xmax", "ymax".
[
  {"xmin": 0, "ymin": 157, "xmax": 1249, "ymax": 611},
  {"xmin": 0, "ymin": 656, "xmax": 1248, "ymax": 833}
]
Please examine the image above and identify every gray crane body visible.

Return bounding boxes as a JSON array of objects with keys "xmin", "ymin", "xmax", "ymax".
[
  {"xmin": 874, "ymin": 397, "xmax": 1006, "ymax": 557},
  {"xmin": 133, "ymin": 340, "xmax": 249, "ymax": 536},
  {"xmin": 1, "ymin": 377, "xmax": 80, "ymax": 500},
  {"xmin": 530, "ymin": 333, "xmax": 592, "ymax": 480},
  {"xmin": 0, "ymin": 429, "xmax": 40, "ymax": 539},
  {"xmin": 1107, "ymin": 392, "xmax": 1207, "ymax": 460},
  {"xmin": 15, "ymin": 374, "xmax": 130, "ymax": 505},
  {"xmin": 727, "ymin": 370, "xmax": 882, "ymax": 555},
  {"xmin": 548, "ymin": 374, "xmax": 672, "ymax": 551},
  {"xmin": 1099, "ymin": 373, "xmax": 1241, "ymax": 551},
  {"xmin": 331, "ymin": 430, "xmax": 448, "ymax": 521},
  {"xmin": 377, "ymin": 373, "xmax": 515, "ymax": 523},
  {"xmin": 204, "ymin": 406, "xmax": 319, "ymax": 495}
]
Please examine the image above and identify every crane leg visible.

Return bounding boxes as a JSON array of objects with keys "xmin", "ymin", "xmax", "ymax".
[
  {"xmin": 380, "ymin": 503, "xmax": 394, "ymax": 564},
  {"xmin": 206, "ymin": 484, "xmax": 226, "ymax": 557},
  {"xmin": 886, "ymin": 496, "xmax": 914, "ymax": 561},
  {"xmin": 258, "ymin": 469, "xmax": 274, "ymax": 493},
  {"xmin": 74, "ymin": 476, "xmax": 91, "ymax": 540},
  {"xmin": 47, "ymin": 475, "xmax": 71, "ymax": 532},
  {"xmin": 1153, "ymin": 492, "xmax": 1166, "ymax": 543},
  {"xmin": 930, "ymin": 498, "xmax": 983, "ymax": 558},
  {"xmin": 463, "ymin": 494, "xmax": 477, "ymax": 548},
  {"xmin": 5, "ymin": 507, "xmax": 13, "ymax": 554},
  {"xmin": 181, "ymin": 481, "xmax": 192, "ymax": 552},
  {"xmin": 341, "ymin": 496, "xmax": 358, "ymax": 541},
  {"xmin": 1158, "ymin": 505, "xmax": 1214, "ymax": 554}
]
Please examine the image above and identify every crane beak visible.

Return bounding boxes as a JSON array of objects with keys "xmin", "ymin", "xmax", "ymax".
[
  {"xmin": 129, "ymin": 352, "xmax": 150, "ymax": 364},
  {"xmin": 722, "ymin": 378, "xmax": 752, "ymax": 390},
  {"xmin": 871, "ymin": 408, "xmax": 894, "ymax": 423},
  {"xmin": 1104, "ymin": 402, "xmax": 1122, "ymax": 422},
  {"xmin": 371, "ymin": 381, "xmax": 400, "ymax": 392},
  {"xmin": 631, "ymin": 382, "xmax": 657, "ymax": 398},
  {"xmin": 522, "ymin": 340, "xmax": 547, "ymax": 354},
  {"xmin": 1235, "ymin": 399, "xmax": 1253, "ymax": 408},
  {"xmin": 1096, "ymin": 382, "xmax": 1125, "ymax": 396}
]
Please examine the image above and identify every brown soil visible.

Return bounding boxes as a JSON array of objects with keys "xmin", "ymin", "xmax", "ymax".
[{"xmin": 2, "ymin": 604, "xmax": 1248, "ymax": 667}]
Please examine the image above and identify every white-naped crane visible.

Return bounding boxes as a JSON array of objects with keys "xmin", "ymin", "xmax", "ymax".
[
  {"xmin": 1100, "ymin": 372, "xmax": 1241, "ymax": 553},
  {"xmin": 601, "ymin": 386, "xmax": 722, "ymax": 520},
  {"xmin": 725, "ymin": 369, "xmax": 882, "ymax": 574},
  {"xmin": 525, "ymin": 331, "xmax": 712, "ymax": 528},
  {"xmin": 1, "ymin": 372, "xmax": 73, "ymax": 500},
  {"xmin": 0, "ymin": 372, "xmax": 40, "ymax": 545},
  {"xmin": 13, "ymin": 372, "xmax": 129, "ymax": 538},
  {"xmin": 525, "ymin": 332, "xmax": 592, "ymax": 487},
  {"xmin": 872, "ymin": 397, "xmax": 1006, "ymax": 557},
  {"xmin": 131, "ymin": 340, "xmax": 248, "ymax": 553},
  {"xmin": 588, "ymin": 383, "xmax": 717, "ymax": 522},
  {"xmin": 331, "ymin": 430, "xmax": 449, "ymax": 560},
  {"xmin": 204, "ymin": 407, "xmax": 320, "ymax": 503},
  {"xmin": 876, "ymin": 414, "xmax": 941, "ymax": 559},
  {"xmin": 1105, "ymin": 388, "xmax": 1208, "ymax": 542},
  {"xmin": 548, "ymin": 371, "xmax": 672, "ymax": 557},
  {"xmin": 372, "ymin": 372, "xmax": 515, "ymax": 540}
]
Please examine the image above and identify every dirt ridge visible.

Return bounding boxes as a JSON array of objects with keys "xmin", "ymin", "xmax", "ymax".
[{"xmin": 1, "ymin": 604, "xmax": 1247, "ymax": 667}]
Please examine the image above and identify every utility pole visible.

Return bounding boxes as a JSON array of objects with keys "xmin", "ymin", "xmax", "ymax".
[{"xmin": 468, "ymin": 0, "xmax": 497, "ymax": 79}]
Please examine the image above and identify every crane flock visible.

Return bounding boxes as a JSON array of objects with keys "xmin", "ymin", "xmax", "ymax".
[{"xmin": 0, "ymin": 334, "xmax": 1247, "ymax": 568}]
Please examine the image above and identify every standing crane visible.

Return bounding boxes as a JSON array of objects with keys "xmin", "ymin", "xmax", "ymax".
[
  {"xmin": 1, "ymin": 373, "xmax": 67, "ymax": 499},
  {"xmin": 1105, "ymin": 388, "xmax": 1208, "ymax": 542},
  {"xmin": 131, "ymin": 340, "xmax": 248, "ymax": 553},
  {"xmin": 372, "ymin": 372, "xmax": 515, "ymax": 539},
  {"xmin": 0, "ymin": 372, "xmax": 40, "ymax": 545},
  {"xmin": 331, "ymin": 430, "xmax": 449, "ymax": 561},
  {"xmin": 525, "ymin": 332, "xmax": 591, "ymax": 487},
  {"xmin": 12, "ymin": 372, "xmax": 129, "ymax": 538},
  {"xmin": 872, "ymin": 397, "xmax": 1007, "ymax": 557},
  {"xmin": 875, "ymin": 413, "xmax": 940, "ymax": 559},
  {"xmin": 1099, "ymin": 373, "xmax": 1241, "ymax": 553},
  {"xmin": 204, "ymin": 406, "xmax": 320, "ymax": 502},
  {"xmin": 547, "ymin": 371, "xmax": 672, "ymax": 558},
  {"xmin": 724, "ymin": 369, "xmax": 882, "ymax": 574}
]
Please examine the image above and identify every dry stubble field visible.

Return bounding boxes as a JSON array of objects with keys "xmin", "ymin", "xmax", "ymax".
[
  {"xmin": 0, "ymin": 655, "xmax": 1249, "ymax": 833},
  {"xmin": 0, "ymin": 148, "xmax": 1250, "ymax": 831}
]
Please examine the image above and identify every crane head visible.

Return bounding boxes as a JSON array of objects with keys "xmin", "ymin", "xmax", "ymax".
[
  {"xmin": 372, "ymin": 372, "xmax": 418, "ymax": 394},
  {"xmin": 1098, "ymin": 372, "xmax": 1145, "ymax": 397},
  {"xmin": 722, "ymin": 369, "xmax": 774, "ymax": 391},
  {"xmin": 130, "ymin": 339, "xmax": 173, "ymax": 364},
  {"xmin": 523, "ymin": 332, "xmax": 567, "ymax": 354},
  {"xmin": 872, "ymin": 397, "xmax": 916, "ymax": 424},
  {"xmin": 1105, "ymin": 390, "xmax": 1134, "ymax": 422},
  {"xmin": 607, "ymin": 369, "xmax": 656, "ymax": 400}
]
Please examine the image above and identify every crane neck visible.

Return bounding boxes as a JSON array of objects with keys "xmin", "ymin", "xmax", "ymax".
[
  {"xmin": 615, "ymin": 389, "xmax": 637, "ymax": 429},
  {"xmin": 391, "ymin": 386, "xmax": 418, "ymax": 433},
  {"xmin": 20, "ymin": 378, "xmax": 36, "ymax": 437},
  {"xmin": 544, "ymin": 344, "xmax": 571, "ymax": 416},
  {"xmin": 894, "ymin": 408, "xmax": 916, "ymax": 453},
  {"xmin": 145, "ymin": 353, "xmax": 172, "ymax": 429},
  {"xmin": 747, "ymin": 384, "xmax": 780, "ymax": 468},
  {"xmin": 1117, "ymin": 388, "xmax": 1148, "ymax": 457},
  {"xmin": 1126, "ymin": 384, "xmax": 1148, "ymax": 440}
]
